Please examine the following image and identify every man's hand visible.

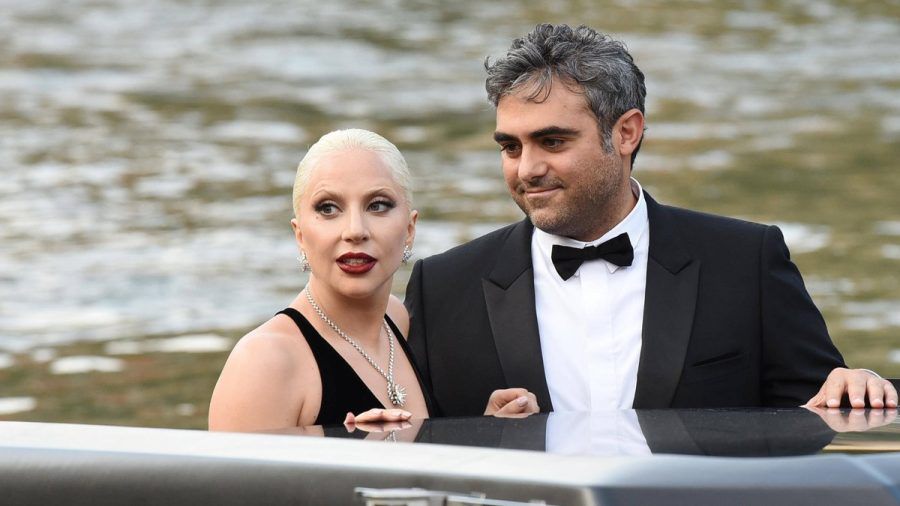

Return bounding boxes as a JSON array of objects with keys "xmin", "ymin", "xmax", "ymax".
[
  {"xmin": 804, "ymin": 368, "xmax": 898, "ymax": 408},
  {"xmin": 804, "ymin": 406, "xmax": 897, "ymax": 433},
  {"xmin": 484, "ymin": 388, "xmax": 539, "ymax": 417}
]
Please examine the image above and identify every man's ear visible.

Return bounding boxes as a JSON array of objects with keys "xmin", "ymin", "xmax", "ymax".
[{"xmin": 614, "ymin": 108, "xmax": 644, "ymax": 159}]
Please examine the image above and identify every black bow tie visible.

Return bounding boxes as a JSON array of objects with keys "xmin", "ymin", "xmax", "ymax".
[{"xmin": 551, "ymin": 233, "xmax": 634, "ymax": 280}]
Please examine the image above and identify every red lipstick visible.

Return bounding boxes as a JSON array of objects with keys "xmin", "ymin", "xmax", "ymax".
[{"xmin": 337, "ymin": 252, "xmax": 377, "ymax": 274}]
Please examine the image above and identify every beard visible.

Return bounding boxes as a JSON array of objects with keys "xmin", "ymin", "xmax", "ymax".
[{"xmin": 509, "ymin": 156, "xmax": 626, "ymax": 241}]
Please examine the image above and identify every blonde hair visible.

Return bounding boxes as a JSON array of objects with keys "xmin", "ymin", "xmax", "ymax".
[{"xmin": 292, "ymin": 129, "xmax": 413, "ymax": 218}]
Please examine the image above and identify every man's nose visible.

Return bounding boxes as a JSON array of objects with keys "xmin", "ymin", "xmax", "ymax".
[
  {"xmin": 517, "ymin": 145, "xmax": 549, "ymax": 182},
  {"xmin": 342, "ymin": 208, "xmax": 370, "ymax": 242}
]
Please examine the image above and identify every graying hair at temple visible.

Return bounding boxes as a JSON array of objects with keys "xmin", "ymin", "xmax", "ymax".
[{"xmin": 484, "ymin": 24, "xmax": 647, "ymax": 165}]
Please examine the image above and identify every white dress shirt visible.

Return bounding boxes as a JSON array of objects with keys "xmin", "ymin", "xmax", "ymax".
[
  {"xmin": 532, "ymin": 179, "xmax": 650, "ymax": 412},
  {"xmin": 545, "ymin": 410, "xmax": 652, "ymax": 456}
]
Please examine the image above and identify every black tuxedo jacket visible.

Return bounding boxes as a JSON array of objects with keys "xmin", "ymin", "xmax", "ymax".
[{"xmin": 404, "ymin": 192, "xmax": 845, "ymax": 416}]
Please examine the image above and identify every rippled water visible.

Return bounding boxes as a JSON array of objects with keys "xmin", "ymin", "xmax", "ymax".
[{"xmin": 1, "ymin": 0, "xmax": 899, "ymax": 417}]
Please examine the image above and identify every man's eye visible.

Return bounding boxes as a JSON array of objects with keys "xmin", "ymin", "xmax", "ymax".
[
  {"xmin": 500, "ymin": 144, "xmax": 521, "ymax": 155},
  {"xmin": 368, "ymin": 200, "xmax": 395, "ymax": 213},
  {"xmin": 543, "ymin": 138, "xmax": 563, "ymax": 148},
  {"xmin": 315, "ymin": 202, "xmax": 339, "ymax": 216}
]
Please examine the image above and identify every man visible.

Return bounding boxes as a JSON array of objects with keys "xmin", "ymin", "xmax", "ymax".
[{"xmin": 404, "ymin": 24, "xmax": 897, "ymax": 416}]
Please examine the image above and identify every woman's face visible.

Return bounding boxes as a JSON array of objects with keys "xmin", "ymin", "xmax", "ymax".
[{"xmin": 292, "ymin": 148, "xmax": 416, "ymax": 300}]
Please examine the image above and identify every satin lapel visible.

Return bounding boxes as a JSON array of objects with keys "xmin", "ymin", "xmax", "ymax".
[
  {"xmin": 633, "ymin": 193, "xmax": 700, "ymax": 409},
  {"xmin": 482, "ymin": 219, "xmax": 554, "ymax": 412}
]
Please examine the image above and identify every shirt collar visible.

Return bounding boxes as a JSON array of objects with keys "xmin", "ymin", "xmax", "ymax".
[{"xmin": 534, "ymin": 178, "xmax": 648, "ymax": 274}]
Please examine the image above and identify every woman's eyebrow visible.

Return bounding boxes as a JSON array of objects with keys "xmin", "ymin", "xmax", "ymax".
[{"xmin": 364, "ymin": 187, "xmax": 399, "ymax": 199}]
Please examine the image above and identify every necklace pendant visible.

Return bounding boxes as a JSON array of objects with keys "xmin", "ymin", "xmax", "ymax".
[{"xmin": 388, "ymin": 382, "xmax": 406, "ymax": 407}]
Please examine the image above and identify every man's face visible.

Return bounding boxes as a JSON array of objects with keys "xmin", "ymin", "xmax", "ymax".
[{"xmin": 494, "ymin": 80, "xmax": 633, "ymax": 241}]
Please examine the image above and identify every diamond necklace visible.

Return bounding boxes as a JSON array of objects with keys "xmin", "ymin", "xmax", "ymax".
[{"xmin": 305, "ymin": 287, "xmax": 406, "ymax": 407}]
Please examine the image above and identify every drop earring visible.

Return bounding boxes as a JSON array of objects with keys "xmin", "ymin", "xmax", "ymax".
[
  {"xmin": 401, "ymin": 245, "xmax": 412, "ymax": 264},
  {"xmin": 297, "ymin": 251, "xmax": 311, "ymax": 272}
]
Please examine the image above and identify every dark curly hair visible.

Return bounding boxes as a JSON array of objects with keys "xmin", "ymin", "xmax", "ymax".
[{"xmin": 485, "ymin": 24, "xmax": 647, "ymax": 165}]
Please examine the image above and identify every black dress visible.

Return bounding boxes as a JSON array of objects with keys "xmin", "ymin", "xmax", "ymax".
[{"xmin": 277, "ymin": 308, "xmax": 435, "ymax": 426}]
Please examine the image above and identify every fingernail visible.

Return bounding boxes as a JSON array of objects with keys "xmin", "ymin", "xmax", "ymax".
[
  {"xmin": 516, "ymin": 396, "xmax": 528, "ymax": 407},
  {"xmin": 853, "ymin": 397, "xmax": 864, "ymax": 405},
  {"xmin": 402, "ymin": 411, "xmax": 412, "ymax": 418},
  {"xmin": 827, "ymin": 398, "xmax": 839, "ymax": 408}
]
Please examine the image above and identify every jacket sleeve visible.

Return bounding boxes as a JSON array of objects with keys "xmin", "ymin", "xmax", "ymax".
[
  {"xmin": 404, "ymin": 258, "xmax": 435, "ymax": 397},
  {"xmin": 760, "ymin": 225, "xmax": 846, "ymax": 406}
]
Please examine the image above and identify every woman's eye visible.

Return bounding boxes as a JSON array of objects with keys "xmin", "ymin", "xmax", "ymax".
[
  {"xmin": 315, "ymin": 202, "xmax": 339, "ymax": 216},
  {"xmin": 368, "ymin": 200, "xmax": 395, "ymax": 213}
]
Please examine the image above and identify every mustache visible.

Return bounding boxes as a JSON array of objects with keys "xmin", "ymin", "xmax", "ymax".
[{"xmin": 515, "ymin": 177, "xmax": 564, "ymax": 194}]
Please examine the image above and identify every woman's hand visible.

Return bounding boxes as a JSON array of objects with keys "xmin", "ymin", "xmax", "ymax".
[
  {"xmin": 343, "ymin": 408, "xmax": 412, "ymax": 432},
  {"xmin": 484, "ymin": 388, "xmax": 539, "ymax": 417}
]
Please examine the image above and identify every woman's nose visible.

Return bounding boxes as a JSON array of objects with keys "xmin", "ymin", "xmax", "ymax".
[{"xmin": 342, "ymin": 208, "xmax": 370, "ymax": 242}]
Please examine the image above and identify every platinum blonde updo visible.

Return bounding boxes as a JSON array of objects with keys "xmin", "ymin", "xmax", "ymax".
[{"xmin": 292, "ymin": 129, "xmax": 413, "ymax": 218}]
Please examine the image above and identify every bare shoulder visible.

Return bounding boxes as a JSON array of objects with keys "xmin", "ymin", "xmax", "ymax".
[
  {"xmin": 386, "ymin": 294, "xmax": 411, "ymax": 339},
  {"xmin": 208, "ymin": 314, "xmax": 315, "ymax": 431},
  {"xmin": 229, "ymin": 318, "xmax": 308, "ymax": 374},
  {"xmin": 218, "ymin": 317, "xmax": 312, "ymax": 392}
]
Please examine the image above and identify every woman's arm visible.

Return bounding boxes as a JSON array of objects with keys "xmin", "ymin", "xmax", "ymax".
[{"xmin": 209, "ymin": 331, "xmax": 309, "ymax": 432}]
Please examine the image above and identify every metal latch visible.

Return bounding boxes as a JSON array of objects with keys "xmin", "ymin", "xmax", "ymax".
[{"xmin": 355, "ymin": 487, "xmax": 551, "ymax": 506}]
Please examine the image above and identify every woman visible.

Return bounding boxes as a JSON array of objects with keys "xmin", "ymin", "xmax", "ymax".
[{"xmin": 209, "ymin": 129, "xmax": 537, "ymax": 431}]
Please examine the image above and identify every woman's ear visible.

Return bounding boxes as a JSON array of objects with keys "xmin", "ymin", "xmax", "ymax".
[
  {"xmin": 290, "ymin": 217, "xmax": 304, "ymax": 251},
  {"xmin": 406, "ymin": 209, "xmax": 418, "ymax": 247}
]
